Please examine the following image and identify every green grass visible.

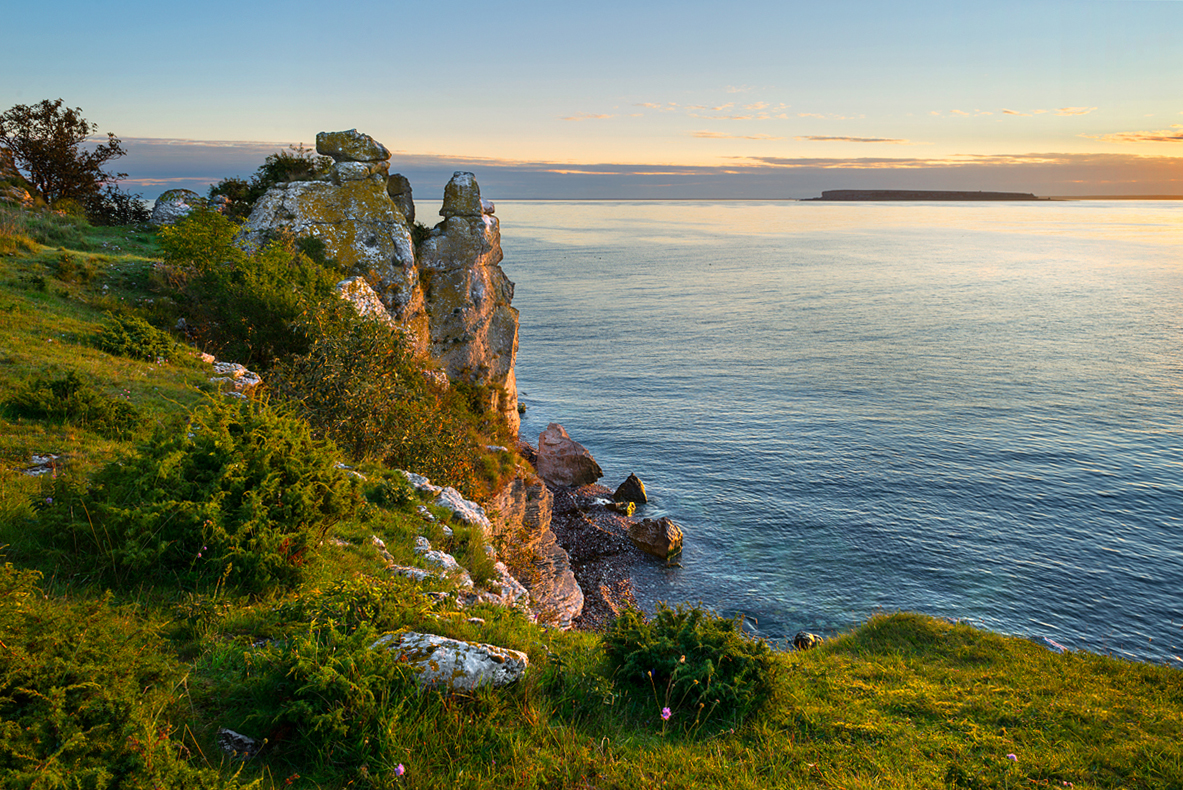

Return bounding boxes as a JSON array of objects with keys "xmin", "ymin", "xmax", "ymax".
[{"xmin": 0, "ymin": 204, "xmax": 1180, "ymax": 789}]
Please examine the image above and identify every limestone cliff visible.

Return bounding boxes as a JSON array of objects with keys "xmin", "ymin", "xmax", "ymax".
[{"xmin": 238, "ymin": 130, "xmax": 519, "ymax": 434}]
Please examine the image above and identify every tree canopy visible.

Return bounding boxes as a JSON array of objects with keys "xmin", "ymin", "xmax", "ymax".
[{"xmin": 0, "ymin": 99, "xmax": 128, "ymax": 206}]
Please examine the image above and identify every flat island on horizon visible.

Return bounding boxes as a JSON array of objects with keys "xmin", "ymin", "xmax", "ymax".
[{"xmin": 809, "ymin": 189, "xmax": 1043, "ymax": 201}]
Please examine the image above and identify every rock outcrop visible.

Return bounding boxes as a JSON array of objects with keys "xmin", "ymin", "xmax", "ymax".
[
  {"xmin": 371, "ymin": 632, "xmax": 528, "ymax": 691},
  {"xmin": 417, "ymin": 172, "xmax": 520, "ymax": 434},
  {"xmin": 239, "ymin": 132, "xmax": 520, "ymax": 433},
  {"xmin": 150, "ymin": 188, "xmax": 203, "ymax": 226},
  {"xmin": 0, "ymin": 149, "xmax": 33, "ymax": 207},
  {"xmin": 239, "ymin": 129, "xmax": 427, "ymax": 352},
  {"xmin": 536, "ymin": 423, "xmax": 603, "ymax": 488}
]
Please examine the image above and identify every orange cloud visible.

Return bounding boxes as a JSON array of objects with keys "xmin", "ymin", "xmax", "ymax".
[
  {"xmin": 1056, "ymin": 107, "xmax": 1097, "ymax": 116},
  {"xmin": 691, "ymin": 131, "xmax": 785, "ymax": 141},
  {"xmin": 796, "ymin": 136, "xmax": 910, "ymax": 144},
  {"xmin": 561, "ymin": 113, "xmax": 615, "ymax": 121},
  {"xmin": 1082, "ymin": 125, "xmax": 1183, "ymax": 143}
]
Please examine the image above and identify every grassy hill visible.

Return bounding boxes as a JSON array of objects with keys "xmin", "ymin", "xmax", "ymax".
[{"xmin": 1, "ymin": 202, "xmax": 1180, "ymax": 789}]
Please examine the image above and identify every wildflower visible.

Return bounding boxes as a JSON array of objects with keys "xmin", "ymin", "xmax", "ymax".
[
  {"xmin": 45, "ymin": 497, "xmax": 53, "ymax": 505},
  {"xmin": 395, "ymin": 764, "xmax": 406, "ymax": 777},
  {"xmin": 1007, "ymin": 754, "xmax": 1017, "ymax": 762},
  {"xmin": 661, "ymin": 707, "xmax": 671, "ymax": 721}
]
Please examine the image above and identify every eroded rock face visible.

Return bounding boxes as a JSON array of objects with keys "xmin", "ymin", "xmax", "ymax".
[
  {"xmin": 387, "ymin": 173, "xmax": 414, "ymax": 224},
  {"xmin": 537, "ymin": 423, "xmax": 603, "ymax": 488},
  {"xmin": 490, "ymin": 473, "xmax": 583, "ymax": 629},
  {"xmin": 371, "ymin": 632, "xmax": 528, "ymax": 691},
  {"xmin": 0, "ymin": 149, "xmax": 33, "ymax": 206},
  {"xmin": 418, "ymin": 172, "xmax": 519, "ymax": 434},
  {"xmin": 627, "ymin": 517, "xmax": 684, "ymax": 560},
  {"xmin": 336, "ymin": 276, "xmax": 395, "ymax": 326}
]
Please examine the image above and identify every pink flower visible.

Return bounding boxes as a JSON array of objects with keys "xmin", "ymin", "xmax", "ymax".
[
  {"xmin": 395, "ymin": 764, "xmax": 405, "ymax": 777},
  {"xmin": 661, "ymin": 707, "xmax": 671, "ymax": 721},
  {"xmin": 1007, "ymin": 754, "xmax": 1017, "ymax": 762}
]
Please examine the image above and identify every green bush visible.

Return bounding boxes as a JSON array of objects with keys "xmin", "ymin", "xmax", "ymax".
[
  {"xmin": 158, "ymin": 209, "xmax": 341, "ymax": 367},
  {"xmin": 207, "ymin": 144, "xmax": 333, "ymax": 220},
  {"xmin": 6, "ymin": 370, "xmax": 139, "ymax": 438},
  {"xmin": 271, "ymin": 302, "xmax": 488, "ymax": 495},
  {"xmin": 0, "ymin": 563, "xmax": 242, "ymax": 788},
  {"xmin": 38, "ymin": 397, "xmax": 361, "ymax": 592},
  {"xmin": 157, "ymin": 205, "xmax": 243, "ymax": 274},
  {"xmin": 604, "ymin": 603, "xmax": 775, "ymax": 729},
  {"xmin": 96, "ymin": 312, "xmax": 177, "ymax": 362}
]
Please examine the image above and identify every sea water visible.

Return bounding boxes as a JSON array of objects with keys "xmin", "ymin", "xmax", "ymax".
[{"xmin": 468, "ymin": 199, "xmax": 1182, "ymax": 665}]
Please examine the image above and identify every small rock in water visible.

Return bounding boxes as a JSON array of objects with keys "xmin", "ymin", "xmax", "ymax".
[
  {"xmin": 793, "ymin": 631, "xmax": 824, "ymax": 651},
  {"xmin": 613, "ymin": 472, "xmax": 648, "ymax": 504},
  {"xmin": 627, "ymin": 517, "xmax": 683, "ymax": 560}
]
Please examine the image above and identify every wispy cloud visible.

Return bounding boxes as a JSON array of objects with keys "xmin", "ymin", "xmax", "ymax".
[
  {"xmin": 561, "ymin": 113, "xmax": 616, "ymax": 121},
  {"xmin": 726, "ymin": 85, "xmax": 755, "ymax": 93},
  {"xmin": 1056, "ymin": 107, "xmax": 1097, "ymax": 116},
  {"xmin": 691, "ymin": 131, "xmax": 786, "ymax": 141},
  {"xmin": 798, "ymin": 112, "xmax": 865, "ymax": 120},
  {"xmin": 1082, "ymin": 125, "xmax": 1183, "ymax": 143},
  {"xmin": 796, "ymin": 136, "xmax": 911, "ymax": 144},
  {"xmin": 744, "ymin": 102, "xmax": 769, "ymax": 111}
]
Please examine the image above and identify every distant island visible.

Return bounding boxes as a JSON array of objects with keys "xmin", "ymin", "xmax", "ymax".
[{"xmin": 808, "ymin": 189, "xmax": 1042, "ymax": 201}]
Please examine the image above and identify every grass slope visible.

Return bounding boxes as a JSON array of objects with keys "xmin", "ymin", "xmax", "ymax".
[{"xmin": 0, "ymin": 204, "xmax": 1180, "ymax": 789}]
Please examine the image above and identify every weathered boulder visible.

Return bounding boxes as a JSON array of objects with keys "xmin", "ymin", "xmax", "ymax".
[
  {"xmin": 613, "ymin": 473, "xmax": 648, "ymax": 504},
  {"xmin": 336, "ymin": 276, "xmax": 395, "ymax": 326},
  {"xmin": 371, "ymin": 632, "xmax": 528, "ymax": 691},
  {"xmin": 316, "ymin": 128, "xmax": 390, "ymax": 162},
  {"xmin": 793, "ymin": 631, "xmax": 824, "ymax": 651},
  {"xmin": 489, "ymin": 473, "xmax": 583, "ymax": 629},
  {"xmin": 627, "ymin": 517, "xmax": 683, "ymax": 560},
  {"xmin": 387, "ymin": 173, "xmax": 414, "ymax": 224},
  {"xmin": 417, "ymin": 172, "xmax": 520, "ymax": 434},
  {"xmin": 209, "ymin": 362, "xmax": 261, "ymax": 395},
  {"xmin": 150, "ymin": 188, "xmax": 203, "ymax": 226},
  {"xmin": 536, "ymin": 423, "xmax": 603, "ymax": 488}
]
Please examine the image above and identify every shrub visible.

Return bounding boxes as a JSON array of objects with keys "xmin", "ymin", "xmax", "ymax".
[
  {"xmin": 604, "ymin": 603, "xmax": 775, "ymax": 728},
  {"xmin": 97, "ymin": 311, "xmax": 176, "ymax": 362},
  {"xmin": 271, "ymin": 301, "xmax": 487, "ymax": 495},
  {"xmin": 38, "ymin": 397, "xmax": 361, "ymax": 592},
  {"xmin": 0, "ymin": 563, "xmax": 240, "ymax": 788},
  {"xmin": 6, "ymin": 370, "xmax": 139, "ymax": 438},
  {"xmin": 157, "ymin": 205, "xmax": 243, "ymax": 274},
  {"xmin": 85, "ymin": 183, "xmax": 151, "ymax": 226},
  {"xmin": 158, "ymin": 210, "xmax": 341, "ymax": 367}
]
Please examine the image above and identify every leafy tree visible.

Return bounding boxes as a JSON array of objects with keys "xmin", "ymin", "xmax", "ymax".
[{"xmin": 0, "ymin": 99, "xmax": 129, "ymax": 207}]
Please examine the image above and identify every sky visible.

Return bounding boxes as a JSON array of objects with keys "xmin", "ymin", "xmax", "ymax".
[{"xmin": 4, "ymin": 0, "xmax": 1181, "ymax": 199}]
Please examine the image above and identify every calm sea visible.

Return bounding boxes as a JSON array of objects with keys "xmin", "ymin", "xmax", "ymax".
[{"xmin": 478, "ymin": 199, "xmax": 1182, "ymax": 665}]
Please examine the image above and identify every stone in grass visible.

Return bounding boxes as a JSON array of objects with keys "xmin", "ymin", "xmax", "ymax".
[
  {"xmin": 372, "ymin": 632, "xmax": 528, "ymax": 691},
  {"xmin": 216, "ymin": 728, "xmax": 260, "ymax": 760}
]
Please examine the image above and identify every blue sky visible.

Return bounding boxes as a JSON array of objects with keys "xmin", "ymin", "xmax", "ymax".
[{"xmin": 5, "ymin": 0, "xmax": 1181, "ymax": 198}]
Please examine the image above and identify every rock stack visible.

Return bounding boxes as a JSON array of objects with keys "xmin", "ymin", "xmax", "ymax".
[{"xmin": 238, "ymin": 132, "xmax": 521, "ymax": 434}]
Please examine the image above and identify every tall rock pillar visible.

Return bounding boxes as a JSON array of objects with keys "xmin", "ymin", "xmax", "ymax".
[{"xmin": 418, "ymin": 172, "xmax": 520, "ymax": 435}]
